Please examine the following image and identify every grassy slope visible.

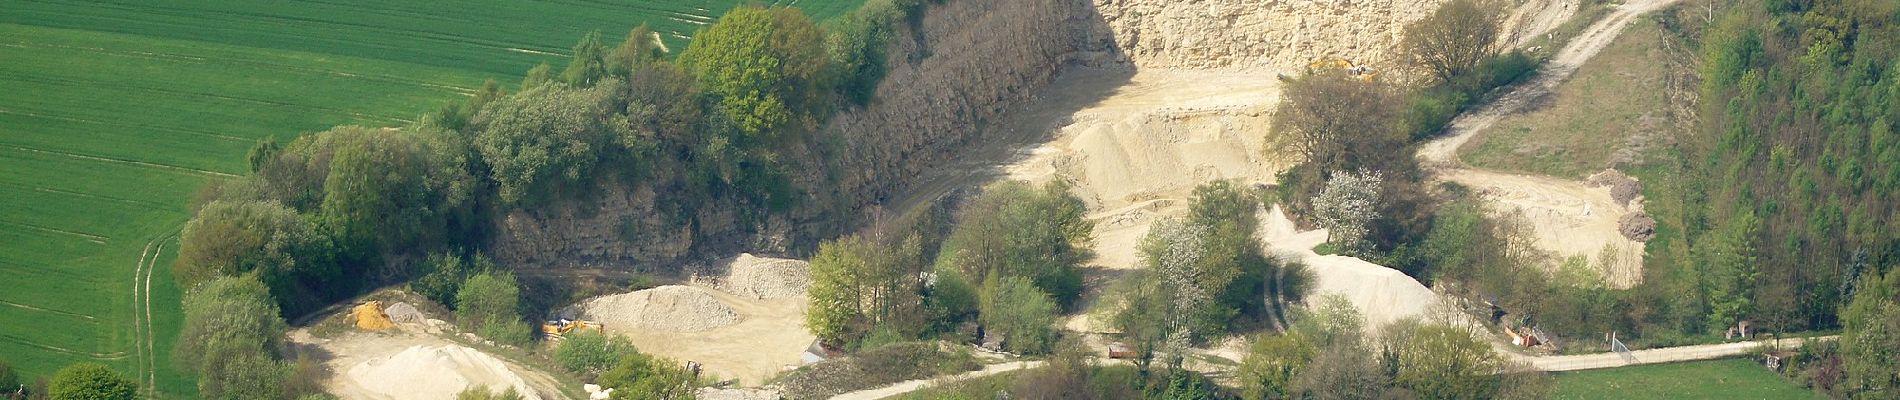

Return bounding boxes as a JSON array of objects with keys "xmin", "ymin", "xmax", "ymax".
[
  {"xmin": 1460, "ymin": 16, "xmax": 1681, "ymax": 179},
  {"xmin": 1554, "ymin": 358, "xmax": 1819, "ymax": 400},
  {"xmin": 0, "ymin": 0, "xmax": 859, "ymax": 397}
]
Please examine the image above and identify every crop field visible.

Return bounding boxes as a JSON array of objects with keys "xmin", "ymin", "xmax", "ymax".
[
  {"xmin": 1553, "ymin": 358, "xmax": 1820, "ymax": 400},
  {"xmin": 0, "ymin": 0, "xmax": 859, "ymax": 397}
]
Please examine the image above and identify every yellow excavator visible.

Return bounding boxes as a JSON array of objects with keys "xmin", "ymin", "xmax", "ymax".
[{"xmin": 541, "ymin": 318, "xmax": 602, "ymax": 340}]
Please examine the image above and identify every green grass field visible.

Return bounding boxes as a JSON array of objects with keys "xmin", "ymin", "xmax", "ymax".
[
  {"xmin": 0, "ymin": 0, "xmax": 858, "ymax": 397},
  {"xmin": 1460, "ymin": 16, "xmax": 1690, "ymax": 179},
  {"xmin": 1554, "ymin": 359, "xmax": 1821, "ymax": 400}
]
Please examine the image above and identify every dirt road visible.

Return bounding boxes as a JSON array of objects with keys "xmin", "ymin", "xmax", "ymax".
[
  {"xmin": 1416, "ymin": 0, "xmax": 1682, "ymax": 288},
  {"xmin": 1516, "ymin": 336, "xmax": 1836, "ymax": 372}
]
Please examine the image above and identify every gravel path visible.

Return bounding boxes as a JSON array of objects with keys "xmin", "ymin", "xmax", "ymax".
[{"xmin": 1517, "ymin": 336, "xmax": 1836, "ymax": 372}]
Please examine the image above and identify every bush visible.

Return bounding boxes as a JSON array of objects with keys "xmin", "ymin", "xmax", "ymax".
[
  {"xmin": 978, "ymin": 276, "xmax": 1059, "ymax": 354},
  {"xmin": 457, "ymin": 271, "xmax": 529, "ymax": 345},
  {"xmin": 412, "ymin": 252, "xmax": 493, "ymax": 307},
  {"xmin": 47, "ymin": 364, "xmax": 135, "ymax": 400},
  {"xmin": 554, "ymin": 330, "xmax": 637, "ymax": 376},
  {"xmin": 175, "ymin": 274, "xmax": 301, "ymax": 399},
  {"xmin": 680, "ymin": 5, "xmax": 831, "ymax": 140},
  {"xmin": 934, "ymin": 181, "xmax": 1092, "ymax": 308},
  {"xmin": 825, "ymin": 0, "xmax": 925, "ymax": 105},
  {"xmin": 175, "ymin": 200, "xmax": 335, "ymax": 313},
  {"xmin": 779, "ymin": 342, "xmax": 979, "ymax": 399},
  {"xmin": 0, "ymin": 357, "xmax": 16, "ymax": 395},
  {"xmin": 456, "ymin": 386, "xmax": 524, "ymax": 400},
  {"xmin": 598, "ymin": 352, "xmax": 696, "ymax": 400},
  {"xmin": 471, "ymin": 82, "xmax": 620, "ymax": 205}
]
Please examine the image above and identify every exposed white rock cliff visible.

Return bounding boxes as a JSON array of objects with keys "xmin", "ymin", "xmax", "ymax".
[{"xmin": 1090, "ymin": 0, "xmax": 1448, "ymax": 71}]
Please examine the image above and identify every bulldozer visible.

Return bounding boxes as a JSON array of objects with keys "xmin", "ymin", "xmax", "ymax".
[{"xmin": 541, "ymin": 318, "xmax": 602, "ymax": 340}]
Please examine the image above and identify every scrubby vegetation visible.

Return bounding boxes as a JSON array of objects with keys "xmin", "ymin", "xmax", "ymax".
[
  {"xmin": 778, "ymin": 342, "xmax": 980, "ymax": 399},
  {"xmin": 807, "ymin": 180, "xmax": 1090, "ymax": 352},
  {"xmin": 1116, "ymin": 181, "xmax": 1311, "ymax": 359}
]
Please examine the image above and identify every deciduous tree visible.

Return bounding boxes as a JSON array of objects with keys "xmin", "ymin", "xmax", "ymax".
[{"xmin": 1400, "ymin": 0, "xmax": 1502, "ymax": 83}]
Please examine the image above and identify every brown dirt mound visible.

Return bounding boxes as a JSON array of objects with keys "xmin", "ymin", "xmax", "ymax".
[
  {"xmin": 573, "ymin": 285, "xmax": 741, "ymax": 332},
  {"xmin": 1619, "ymin": 212, "xmax": 1656, "ymax": 242}
]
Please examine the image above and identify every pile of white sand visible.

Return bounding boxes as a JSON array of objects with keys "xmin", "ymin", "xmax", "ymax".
[
  {"xmin": 719, "ymin": 254, "xmax": 812, "ymax": 300},
  {"xmin": 1259, "ymin": 206, "xmax": 1467, "ymax": 332},
  {"xmin": 343, "ymin": 344, "xmax": 542, "ymax": 400},
  {"xmin": 574, "ymin": 285, "xmax": 741, "ymax": 332}
]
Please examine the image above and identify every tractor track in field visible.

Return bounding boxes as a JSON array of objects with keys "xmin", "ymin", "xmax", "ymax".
[
  {"xmin": 130, "ymin": 237, "xmax": 164, "ymax": 397},
  {"xmin": 0, "ymin": 145, "xmax": 238, "ymax": 178}
]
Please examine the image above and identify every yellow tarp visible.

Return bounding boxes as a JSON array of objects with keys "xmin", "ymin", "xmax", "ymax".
[{"xmin": 352, "ymin": 300, "xmax": 396, "ymax": 331}]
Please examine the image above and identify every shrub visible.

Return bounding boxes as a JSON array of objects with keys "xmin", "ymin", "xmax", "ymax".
[
  {"xmin": 457, "ymin": 271, "xmax": 529, "ymax": 345},
  {"xmin": 934, "ymin": 181, "xmax": 1092, "ymax": 308},
  {"xmin": 175, "ymin": 200, "xmax": 335, "ymax": 312},
  {"xmin": 554, "ymin": 330, "xmax": 637, "ymax": 376},
  {"xmin": 978, "ymin": 276, "xmax": 1059, "ymax": 354},
  {"xmin": 598, "ymin": 352, "xmax": 696, "ymax": 400},
  {"xmin": 47, "ymin": 364, "xmax": 135, "ymax": 400},
  {"xmin": 779, "ymin": 342, "xmax": 979, "ymax": 399},
  {"xmin": 456, "ymin": 386, "xmax": 524, "ymax": 400}
]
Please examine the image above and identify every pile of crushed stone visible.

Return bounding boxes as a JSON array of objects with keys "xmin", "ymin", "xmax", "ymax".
[
  {"xmin": 718, "ymin": 254, "xmax": 812, "ymax": 300},
  {"xmin": 343, "ymin": 344, "xmax": 542, "ymax": 400},
  {"xmin": 384, "ymin": 302, "xmax": 426, "ymax": 324},
  {"xmin": 573, "ymin": 285, "xmax": 741, "ymax": 332}
]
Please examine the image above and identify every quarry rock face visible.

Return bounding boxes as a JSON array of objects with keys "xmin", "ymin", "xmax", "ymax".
[
  {"xmin": 1091, "ymin": 0, "xmax": 1446, "ymax": 71},
  {"xmin": 491, "ymin": 0, "xmax": 1446, "ymax": 270}
]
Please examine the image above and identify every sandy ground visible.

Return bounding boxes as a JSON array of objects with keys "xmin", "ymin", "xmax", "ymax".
[
  {"xmin": 1416, "ymin": 0, "xmax": 1682, "ymax": 288},
  {"xmin": 596, "ymin": 284, "xmax": 813, "ymax": 386},
  {"xmin": 288, "ymin": 330, "xmax": 568, "ymax": 400},
  {"xmin": 981, "ymin": 68, "xmax": 1287, "ymax": 332},
  {"xmin": 1003, "ymin": 69, "xmax": 1288, "ymax": 270}
]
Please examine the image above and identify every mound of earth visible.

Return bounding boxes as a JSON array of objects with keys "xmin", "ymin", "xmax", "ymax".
[
  {"xmin": 1260, "ymin": 205, "xmax": 1474, "ymax": 332},
  {"xmin": 718, "ymin": 254, "xmax": 812, "ymax": 300},
  {"xmin": 1619, "ymin": 212, "xmax": 1656, "ymax": 242},
  {"xmin": 341, "ymin": 344, "xmax": 543, "ymax": 400},
  {"xmin": 384, "ymin": 302, "xmax": 425, "ymax": 324},
  {"xmin": 574, "ymin": 285, "xmax": 741, "ymax": 332}
]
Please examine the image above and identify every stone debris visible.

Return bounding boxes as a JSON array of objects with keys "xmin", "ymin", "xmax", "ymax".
[{"xmin": 573, "ymin": 285, "xmax": 741, "ymax": 333}]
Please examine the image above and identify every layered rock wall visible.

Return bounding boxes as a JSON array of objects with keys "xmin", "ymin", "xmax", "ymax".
[{"xmin": 1090, "ymin": 0, "xmax": 1445, "ymax": 71}]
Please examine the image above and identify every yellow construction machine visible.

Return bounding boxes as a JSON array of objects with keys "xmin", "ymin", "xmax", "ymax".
[
  {"xmin": 541, "ymin": 318, "xmax": 602, "ymax": 340},
  {"xmin": 1306, "ymin": 56, "xmax": 1379, "ymax": 82}
]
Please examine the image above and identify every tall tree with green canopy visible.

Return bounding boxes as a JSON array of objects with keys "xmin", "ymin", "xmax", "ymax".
[
  {"xmin": 934, "ymin": 181, "xmax": 1092, "ymax": 308},
  {"xmin": 472, "ymin": 82, "xmax": 619, "ymax": 205},
  {"xmin": 315, "ymin": 127, "xmax": 475, "ymax": 269},
  {"xmin": 562, "ymin": 31, "xmax": 608, "ymax": 86},
  {"xmin": 175, "ymin": 200, "xmax": 335, "ymax": 308},
  {"xmin": 680, "ymin": 5, "xmax": 830, "ymax": 141},
  {"xmin": 1841, "ymin": 268, "xmax": 1900, "ymax": 396},
  {"xmin": 608, "ymin": 25, "xmax": 665, "ymax": 77}
]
